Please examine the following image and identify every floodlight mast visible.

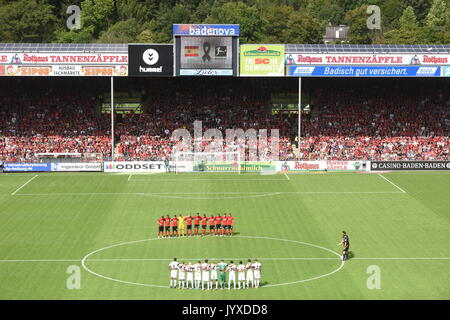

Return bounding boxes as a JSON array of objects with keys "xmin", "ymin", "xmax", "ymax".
[
  {"xmin": 111, "ymin": 76, "xmax": 114, "ymax": 161},
  {"xmin": 298, "ymin": 77, "xmax": 302, "ymax": 160}
]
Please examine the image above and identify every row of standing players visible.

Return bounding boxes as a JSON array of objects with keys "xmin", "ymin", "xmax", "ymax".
[
  {"xmin": 168, "ymin": 258, "xmax": 262, "ymax": 290},
  {"xmin": 158, "ymin": 214, "xmax": 235, "ymax": 238}
]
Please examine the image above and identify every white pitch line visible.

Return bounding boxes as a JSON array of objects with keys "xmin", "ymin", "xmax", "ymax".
[
  {"xmin": 81, "ymin": 257, "xmax": 450, "ymax": 261},
  {"xmin": 127, "ymin": 174, "xmax": 132, "ymax": 182},
  {"xmin": 11, "ymin": 175, "xmax": 38, "ymax": 196},
  {"xmin": 350, "ymin": 257, "xmax": 450, "ymax": 260},
  {"xmin": 3, "ymin": 172, "xmax": 450, "ymax": 178},
  {"xmin": 1, "ymin": 257, "xmax": 449, "ymax": 263},
  {"xmin": 378, "ymin": 173, "xmax": 407, "ymax": 193},
  {"xmin": 86, "ymin": 257, "xmax": 340, "ymax": 261},
  {"xmin": 13, "ymin": 191, "xmax": 403, "ymax": 197},
  {"xmin": 15, "ymin": 192, "xmax": 146, "ymax": 197},
  {"xmin": 0, "ymin": 259, "xmax": 80, "ymax": 263},
  {"xmin": 284, "ymin": 173, "xmax": 290, "ymax": 180},
  {"xmin": 130, "ymin": 178, "xmax": 287, "ymax": 182}
]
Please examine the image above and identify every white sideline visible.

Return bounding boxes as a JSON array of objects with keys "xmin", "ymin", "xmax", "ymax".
[
  {"xmin": 378, "ymin": 174, "xmax": 407, "ymax": 193},
  {"xmin": 284, "ymin": 173, "xmax": 290, "ymax": 180},
  {"xmin": 11, "ymin": 175, "xmax": 38, "ymax": 196}
]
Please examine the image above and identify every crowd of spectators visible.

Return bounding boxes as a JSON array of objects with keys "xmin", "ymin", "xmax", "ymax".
[
  {"xmin": 0, "ymin": 93, "xmax": 112, "ymax": 162},
  {"xmin": 0, "ymin": 78, "xmax": 448, "ymax": 163},
  {"xmin": 114, "ymin": 94, "xmax": 296, "ymax": 161},
  {"xmin": 298, "ymin": 90, "xmax": 449, "ymax": 160}
]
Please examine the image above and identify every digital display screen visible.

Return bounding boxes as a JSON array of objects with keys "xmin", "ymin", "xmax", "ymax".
[{"xmin": 180, "ymin": 36, "xmax": 233, "ymax": 69}]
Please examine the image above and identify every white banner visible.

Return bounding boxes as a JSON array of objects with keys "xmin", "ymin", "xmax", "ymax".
[
  {"xmin": 55, "ymin": 163, "xmax": 102, "ymax": 172},
  {"xmin": 104, "ymin": 161, "xmax": 166, "ymax": 173},
  {"xmin": 285, "ymin": 53, "xmax": 450, "ymax": 66},
  {"xmin": 0, "ymin": 53, "xmax": 128, "ymax": 65},
  {"xmin": 171, "ymin": 161, "xmax": 194, "ymax": 172},
  {"xmin": 179, "ymin": 69, "xmax": 234, "ymax": 76},
  {"xmin": 326, "ymin": 161, "xmax": 364, "ymax": 171},
  {"xmin": 276, "ymin": 161, "xmax": 365, "ymax": 172},
  {"xmin": 276, "ymin": 161, "xmax": 325, "ymax": 172},
  {"xmin": 0, "ymin": 64, "xmax": 128, "ymax": 76}
]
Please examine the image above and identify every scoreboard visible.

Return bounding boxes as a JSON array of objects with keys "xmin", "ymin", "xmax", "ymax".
[{"xmin": 174, "ymin": 24, "xmax": 239, "ymax": 76}]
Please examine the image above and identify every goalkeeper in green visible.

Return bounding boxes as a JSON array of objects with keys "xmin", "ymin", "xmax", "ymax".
[
  {"xmin": 164, "ymin": 158, "xmax": 170, "ymax": 173},
  {"xmin": 217, "ymin": 259, "xmax": 228, "ymax": 289}
]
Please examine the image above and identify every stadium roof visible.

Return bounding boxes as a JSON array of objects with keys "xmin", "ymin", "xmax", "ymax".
[
  {"xmin": 285, "ymin": 44, "xmax": 450, "ymax": 54},
  {"xmin": 0, "ymin": 43, "xmax": 128, "ymax": 53}
]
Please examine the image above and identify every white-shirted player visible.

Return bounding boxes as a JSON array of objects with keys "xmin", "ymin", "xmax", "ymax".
[
  {"xmin": 168, "ymin": 258, "xmax": 179, "ymax": 288},
  {"xmin": 245, "ymin": 259, "xmax": 254, "ymax": 288},
  {"xmin": 227, "ymin": 260, "xmax": 237, "ymax": 289},
  {"xmin": 194, "ymin": 260, "xmax": 202, "ymax": 289},
  {"xmin": 185, "ymin": 262, "xmax": 194, "ymax": 289},
  {"xmin": 177, "ymin": 262, "xmax": 186, "ymax": 289},
  {"xmin": 236, "ymin": 260, "xmax": 246, "ymax": 289},
  {"xmin": 201, "ymin": 259, "xmax": 211, "ymax": 290},
  {"xmin": 252, "ymin": 259, "xmax": 262, "ymax": 288},
  {"xmin": 210, "ymin": 262, "xmax": 218, "ymax": 289}
]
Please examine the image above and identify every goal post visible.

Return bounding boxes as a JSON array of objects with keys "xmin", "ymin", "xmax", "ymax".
[{"xmin": 173, "ymin": 152, "xmax": 241, "ymax": 174}]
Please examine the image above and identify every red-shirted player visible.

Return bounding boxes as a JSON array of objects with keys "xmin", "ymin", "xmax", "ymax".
[
  {"xmin": 171, "ymin": 215, "xmax": 179, "ymax": 237},
  {"xmin": 193, "ymin": 213, "xmax": 200, "ymax": 236},
  {"xmin": 201, "ymin": 214, "xmax": 207, "ymax": 236},
  {"xmin": 208, "ymin": 215, "xmax": 215, "ymax": 236},
  {"xmin": 185, "ymin": 215, "xmax": 193, "ymax": 236},
  {"xmin": 215, "ymin": 215, "xmax": 222, "ymax": 236},
  {"xmin": 164, "ymin": 215, "xmax": 171, "ymax": 237},
  {"xmin": 220, "ymin": 213, "xmax": 227, "ymax": 236},
  {"xmin": 227, "ymin": 213, "xmax": 234, "ymax": 236},
  {"xmin": 157, "ymin": 216, "xmax": 164, "ymax": 238}
]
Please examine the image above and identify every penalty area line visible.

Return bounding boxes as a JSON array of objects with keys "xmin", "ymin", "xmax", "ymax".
[
  {"xmin": 11, "ymin": 175, "xmax": 38, "ymax": 196},
  {"xmin": 377, "ymin": 173, "xmax": 407, "ymax": 193}
]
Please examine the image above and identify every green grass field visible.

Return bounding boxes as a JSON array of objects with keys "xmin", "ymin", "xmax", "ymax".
[{"xmin": 0, "ymin": 171, "xmax": 449, "ymax": 300}]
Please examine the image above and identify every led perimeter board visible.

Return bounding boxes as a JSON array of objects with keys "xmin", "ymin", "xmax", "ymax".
[{"xmin": 173, "ymin": 24, "xmax": 239, "ymax": 76}]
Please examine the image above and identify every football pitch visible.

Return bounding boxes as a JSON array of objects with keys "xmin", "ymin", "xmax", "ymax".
[{"xmin": 0, "ymin": 171, "xmax": 449, "ymax": 300}]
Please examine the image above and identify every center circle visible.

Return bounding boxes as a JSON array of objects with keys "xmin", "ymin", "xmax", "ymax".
[{"xmin": 81, "ymin": 235, "xmax": 345, "ymax": 289}]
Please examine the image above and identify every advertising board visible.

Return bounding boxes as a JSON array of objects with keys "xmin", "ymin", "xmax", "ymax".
[
  {"xmin": 286, "ymin": 65, "xmax": 441, "ymax": 77},
  {"xmin": 240, "ymin": 45, "xmax": 285, "ymax": 76},
  {"xmin": 128, "ymin": 44, "xmax": 173, "ymax": 77}
]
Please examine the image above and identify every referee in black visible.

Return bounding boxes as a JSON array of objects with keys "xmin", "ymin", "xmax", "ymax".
[{"xmin": 337, "ymin": 231, "xmax": 350, "ymax": 261}]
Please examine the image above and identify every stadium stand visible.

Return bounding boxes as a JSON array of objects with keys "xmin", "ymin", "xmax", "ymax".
[{"xmin": 0, "ymin": 78, "xmax": 448, "ymax": 162}]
